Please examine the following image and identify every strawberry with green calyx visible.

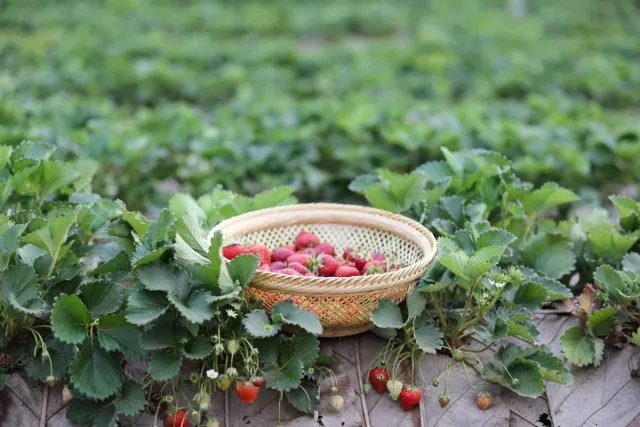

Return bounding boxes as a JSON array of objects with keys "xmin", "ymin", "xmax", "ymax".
[
  {"xmin": 362, "ymin": 260, "xmax": 386, "ymax": 275},
  {"xmin": 295, "ymin": 231, "xmax": 319, "ymax": 251},
  {"xmin": 363, "ymin": 382, "xmax": 372, "ymax": 393},
  {"xmin": 312, "ymin": 254, "xmax": 341, "ymax": 276},
  {"xmin": 329, "ymin": 386, "xmax": 344, "ymax": 412},
  {"xmin": 236, "ymin": 381, "xmax": 260, "ymax": 404},
  {"xmin": 438, "ymin": 393, "xmax": 450, "ymax": 407},
  {"xmin": 399, "ymin": 385, "xmax": 422, "ymax": 411},
  {"xmin": 368, "ymin": 367, "xmax": 391, "ymax": 393},
  {"xmin": 475, "ymin": 392, "xmax": 493, "ymax": 410},
  {"xmin": 222, "ymin": 244, "xmax": 246, "ymax": 260},
  {"xmin": 386, "ymin": 378, "xmax": 403, "ymax": 400},
  {"xmin": 166, "ymin": 409, "xmax": 189, "ymax": 427},
  {"xmin": 343, "ymin": 248, "xmax": 367, "ymax": 271},
  {"xmin": 46, "ymin": 375, "xmax": 57, "ymax": 387},
  {"xmin": 432, "ymin": 379, "xmax": 439, "ymax": 387}
]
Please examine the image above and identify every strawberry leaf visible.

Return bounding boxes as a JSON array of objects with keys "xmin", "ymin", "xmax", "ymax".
[
  {"xmin": 370, "ymin": 298, "xmax": 403, "ymax": 329},
  {"xmin": 587, "ymin": 224, "xmax": 638, "ymax": 264},
  {"xmin": 80, "ymin": 279, "xmax": 122, "ymax": 318},
  {"xmin": 560, "ymin": 325, "xmax": 603, "ymax": 367},
  {"xmin": 586, "ymin": 307, "xmax": 617, "ymax": 337},
  {"xmin": 631, "ymin": 328, "xmax": 640, "ymax": 347},
  {"xmin": 97, "ymin": 313, "xmax": 146, "ymax": 360},
  {"xmin": 271, "ymin": 300, "xmax": 323, "ymax": 335},
  {"xmin": 521, "ymin": 233, "xmax": 575, "ymax": 279},
  {"xmin": 413, "ymin": 324, "xmax": 444, "ymax": 354},
  {"xmin": 148, "ymin": 350, "xmax": 183, "ymax": 381},
  {"xmin": 51, "ymin": 294, "xmax": 91, "ymax": 344},
  {"xmin": 1, "ymin": 263, "xmax": 46, "ymax": 314},
  {"xmin": 285, "ymin": 378, "xmax": 320, "ymax": 413},
  {"xmin": 69, "ymin": 345, "xmax": 123, "ymax": 400},
  {"xmin": 167, "ymin": 290, "xmax": 215, "ymax": 324},
  {"xmin": 125, "ymin": 289, "xmax": 169, "ymax": 325},
  {"xmin": 243, "ymin": 309, "xmax": 281, "ymax": 338},
  {"xmin": 183, "ymin": 335, "xmax": 212, "ymax": 360},
  {"xmin": 115, "ymin": 379, "xmax": 146, "ymax": 416}
]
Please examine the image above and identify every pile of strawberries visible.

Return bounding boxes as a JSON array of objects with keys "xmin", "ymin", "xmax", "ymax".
[{"xmin": 222, "ymin": 230, "xmax": 403, "ymax": 278}]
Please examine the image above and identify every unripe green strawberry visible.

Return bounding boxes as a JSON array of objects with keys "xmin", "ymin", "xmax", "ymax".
[
  {"xmin": 329, "ymin": 394, "xmax": 344, "ymax": 412},
  {"xmin": 363, "ymin": 383, "xmax": 372, "ymax": 393},
  {"xmin": 386, "ymin": 378, "xmax": 403, "ymax": 400},
  {"xmin": 438, "ymin": 393, "xmax": 450, "ymax": 407}
]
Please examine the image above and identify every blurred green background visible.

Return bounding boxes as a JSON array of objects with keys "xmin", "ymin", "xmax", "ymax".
[{"xmin": 1, "ymin": 0, "xmax": 639, "ymax": 211}]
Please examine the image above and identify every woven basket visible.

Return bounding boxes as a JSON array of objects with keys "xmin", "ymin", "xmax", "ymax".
[{"xmin": 210, "ymin": 204, "xmax": 437, "ymax": 337}]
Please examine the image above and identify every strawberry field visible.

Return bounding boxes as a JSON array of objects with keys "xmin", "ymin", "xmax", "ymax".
[{"xmin": 1, "ymin": 0, "xmax": 640, "ymax": 426}]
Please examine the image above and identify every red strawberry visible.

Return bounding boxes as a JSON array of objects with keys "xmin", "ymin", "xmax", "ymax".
[
  {"xmin": 252, "ymin": 377, "xmax": 266, "ymax": 388},
  {"xmin": 236, "ymin": 381, "xmax": 260, "ymax": 404},
  {"xmin": 271, "ymin": 261, "xmax": 286, "ymax": 271},
  {"xmin": 368, "ymin": 367, "xmax": 390, "ymax": 393},
  {"xmin": 294, "ymin": 231, "xmax": 319, "ymax": 250},
  {"xmin": 258, "ymin": 263, "xmax": 270, "ymax": 272},
  {"xmin": 343, "ymin": 248, "xmax": 367, "ymax": 271},
  {"xmin": 166, "ymin": 409, "xmax": 189, "ymax": 427},
  {"xmin": 222, "ymin": 244, "xmax": 246, "ymax": 260},
  {"xmin": 246, "ymin": 244, "xmax": 271, "ymax": 265},
  {"xmin": 335, "ymin": 265, "xmax": 360, "ymax": 277},
  {"xmin": 314, "ymin": 243, "xmax": 335, "ymax": 256},
  {"xmin": 316, "ymin": 255, "xmax": 341, "ymax": 277},
  {"xmin": 287, "ymin": 253, "xmax": 311, "ymax": 266},
  {"xmin": 279, "ymin": 268, "xmax": 303, "ymax": 276},
  {"xmin": 399, "ymin": 385, "xmax": 422, "ymax": 411},
  {"xmin": 271, "ymin": 247, "xmax": 294, "ymax": 263},
  {"xmin": 362, "ymin": 260, "xmax": 386, "ymax": 275},
  {"xmin": 288, "ymin": 262, "xmax": 309, "ymax": 275}
]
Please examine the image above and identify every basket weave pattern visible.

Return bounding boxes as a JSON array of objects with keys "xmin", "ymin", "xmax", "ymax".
[{"xmin": 211, "ymin": 204, "xmax": 437, "ymax": 337}]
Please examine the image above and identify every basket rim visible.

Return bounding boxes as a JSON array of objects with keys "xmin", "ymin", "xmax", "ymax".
[{"xmin": 209, "ymin": 203, "xmax": 438, "ymax": 295}]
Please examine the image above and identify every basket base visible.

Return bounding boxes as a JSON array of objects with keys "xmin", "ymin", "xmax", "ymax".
[{"xmin": 320, "ymin": 323, "xmax": 373, "ymax": 338}]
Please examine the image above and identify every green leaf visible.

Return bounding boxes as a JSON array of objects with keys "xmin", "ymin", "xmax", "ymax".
[
  {"xmin": 175, "ymin": 210, "xmax": 208, "ymax": 257},
  {"xmin": 264, "ymin": 360, "xmax": 304, "ymax": 392},
  {"xmin": 67, "ymin": 398, "xmax": 103, "ymax": 423},
  {"xmin": 518, "ymin": 346, "xmax": 572, "ymax": 385},
  {"xmin": 125, "ymin": 289, "xmax": 169, "ymax": 325},
  {"xmin": 92, "ymin": 404, "xmax": 118, "ymax": 427},
  {"xmin": 115, "ymin": 379, "xmax": 146, "ymax": 416},
  {"xmin": 593, "ymin": 265, "xmax": 630, "ymax": 304},
  {"xmin": 437, "ymin": 251, "xmax": 469, "ymax": 281},
  {"xmin": 631, "ymin": 328, "xmax": 640, "ymax": 347},
  {"xmin": 364, "ymin": 184, "xmax": 399, "ymax": 212},
  {"xmin": 97, "ymin": 313, "xmax": 146, "ymax": 360},
  {"xmin": 622, "ymin": 253, "xmax": 640, "ymax": 276},
  {"xmin": 441, "ymin": 195, "xmax": 465, "ymax": 224},
  {"xmin": 137, "ymin": 264, "xmax": 189, "ymax": 296},
  {"xmin": 167, "ymin": 290, "xmax": 215, "ymax": 324},
  {"xmin": 183, "ymin": 335, "xmax": 212, "ymax": 360},
  {"xmin": 483, "ymin": 349, "xmax": 545, "ymax": 397},
  {"xmin": 464, "ymin": 246, "xmax": 506, "ymax": 283},
  {"xmin": 22, "ymin": 213, "xmax": 75, "ymax": 260},
  {"xmin": 51, "ymin": 294, "xmax": 92, "ymax": 344},
  {"xmin": 144, "ymin": 208, "xmax": 175, "ymax": 248},
  {"xmin": 517, "ymin": 182, "xmax": 579, "ymax": 216},
  {"xmin": 587, "ymin": 224, "xmax": 639, "ymax": 264},
  {"xmin": 285, "ymin": 379, "xmax": 320, "ymax": 413},
  {"xmin": 513, "ymin": 282, "xmax": 548, "ymax": 309},
  {"xmin": 69, "ymin": 345, "xmax": 123, "ymax": 400},
  {"xmin": 0, "ymin": 145, "xmax": 12, "ymax": 170},
  {"xmin": 288, "ymin": 331, "xmax": 320, "ymax": 370},
  {"xmin": 243, "ymin": 309, "xmax": 281, "ymax": 338},
  {"xmin": 80, "ymin": 280, "xmax": 122, "ymax": 318},
  {"xmin": 370, "ymin": 298, "xmax": 403, "ymax": 329},
  {"xmin": 170, "ymin": 194, "xmax": 206, "ymax": 221},
  {"xmin": 521, "ymin": 233, "xmax": 575, "ymax": 279},
  {"xmin": 1, "ymin": 263, "xmax": 46, "ymax": 314},
  {"xmin": 227, "ymin": 254, "xmax": 259, "ymax": 288},
  {"xmin": 207, "ymin": 230, "xmax": 223, "ymax": 276},
  {"xmin": 534, "ymin": 276, "xmax": 572, "ymax": 300},
  {"xmin": 406, "ymin": 290, "xmax": 427, "ymax": 321},
  {"xmin": 560, "ymin": 325, "xmax": 603, "ymax": 367},
  {"xmin": 132, "ymin": 245, "xmax": 171, "ymax": 267},
  {"xmin": 586, "ymin": 307, "xmax": 617, "ymax": 337},
  {"xmin": 476, "ymin": 228, "xmax": 517, "ymax": 248},
  {"xmin": 148, "ymin": 350, "xmax": 183, "ymax": 381},
  {"xmin": 413, "ymin": 325, "xmax": 444, "ymax": 354},
  {"xmin": 122, "ymin": 211, "xmax": 150, "ymax": 237},
  {"xmin": 39, "ymin": 160, "xmax": 81, "ymax": 196},
  {"xmin": 0, "ymin": 223, "xmax": 24, "ymax": 268},
  {"xmin": 141, "ymin": 326, "xmax": 177, "ymax": 350},
  {"xmin": 610, "ymin": 195, "xmax": 640, "ymax": 217},
  {"xmin": 271, "ymin": 300, "xmax": 323, "ymax": 335}
]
